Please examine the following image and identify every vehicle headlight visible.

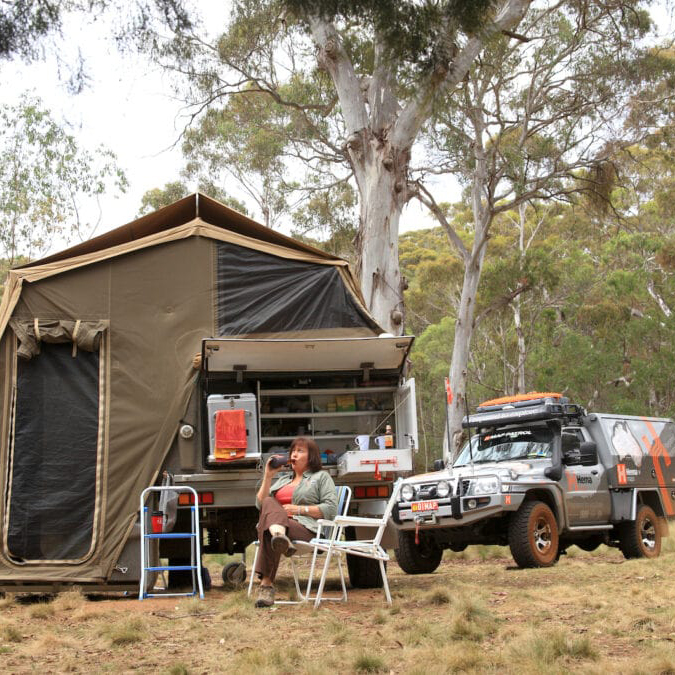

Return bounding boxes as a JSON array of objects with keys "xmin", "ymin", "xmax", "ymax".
[
  {"xmin": 436, "ymin": 480, "xmax": 450, "ymax": 498},
  {"xmin": 400, "ymin": 484, "xmax": 415, "ymax": 502},
  {"xmin": 470, "ymin": 477, "xmax": 500, "ymax": 495}
]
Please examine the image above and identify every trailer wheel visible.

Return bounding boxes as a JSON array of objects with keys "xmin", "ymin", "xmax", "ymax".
[
  {"xmin": 394, "ymin": 530, "xmax": 442, "ymax": 574},
  {"xmin": 618, "ymin": 505, "xmax": 661, "ymax": 559},
  {"xmin": 508, "ymin": 500, "xmax": 559, "ymax": 568},
  {"xmin": 167, "ymin": 560, "xmax": 192, "ymax": 589},
  {"xmin": 167, "ymin": 561, "xmax": 211, "ymax": 591},
  {"xmin": 200, "ymin": 566, "xmax": 212, "ymax": 592},
  {"xmin": 345, "ymin": 526, "xmax": 384, "ymax": 588},
  {"xmin": 222, "ymin": 561, "xmax": 246, "ymax": 587}
]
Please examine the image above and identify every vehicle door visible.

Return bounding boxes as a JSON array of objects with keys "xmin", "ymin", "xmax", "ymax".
[{"xmin": 562, "ymin": 426, "xmax": 612, "ymax": 525}]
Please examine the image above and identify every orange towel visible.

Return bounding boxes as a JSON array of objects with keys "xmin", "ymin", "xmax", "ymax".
[{"xmin": 215, "ymin": 409, "xmax": 248, "ymax": 450}]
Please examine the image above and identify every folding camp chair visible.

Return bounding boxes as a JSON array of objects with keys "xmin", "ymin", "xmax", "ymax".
[
  {"xmin": 310, "ymin": 479, "xmax": 402, "ymax": 608},
  {"xmin": 247, "ymin": 485, "xmax": 352, "ymax": 604}
]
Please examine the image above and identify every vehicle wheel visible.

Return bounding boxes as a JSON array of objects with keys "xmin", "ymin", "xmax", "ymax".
[
  {"xmin": 618, "ymin": 505, "xmax": 661, "ymax": 559},
  {"xmin": 448, "ymin": 543, "xmax": 468, "ymax": 553},
  {"xmin": 167, "ymin": 559, "xmax": 192, "ymax": 589},
  {"xmin": 508, "ymin": 500, "xmax": 559, "ymax": 568},
  {"xmin": 345, "ymin": 526, "xmax": 384, "ymax": 588},
  {"xmin": 394, "ymin": 530, "xmax": 442, "ymax": 574},
  {"xmin": 200, "ymin": 566, "xmax": 212, "ymax": 592},
  {"xmin": 222, "ymin": 561, "xmax": 246, "ymax": 587},
  {"xmin": 575, "ymin": 535, "xmax": 603, "ymax": 552}
]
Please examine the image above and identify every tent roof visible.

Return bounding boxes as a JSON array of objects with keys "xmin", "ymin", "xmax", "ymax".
[{"xmin": 17, "ymin": 193, "xmax": 338, "ymax": 269}]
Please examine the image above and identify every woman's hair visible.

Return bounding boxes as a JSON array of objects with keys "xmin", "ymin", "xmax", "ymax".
[{"xmin": 291, "ymin": 436, "xmax": 322, "ymax": 472}]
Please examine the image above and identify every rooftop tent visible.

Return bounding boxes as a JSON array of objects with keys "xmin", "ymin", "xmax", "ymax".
[{"xmin": 0, "ymin": 194, "xmax": 381, "ymax": 583}]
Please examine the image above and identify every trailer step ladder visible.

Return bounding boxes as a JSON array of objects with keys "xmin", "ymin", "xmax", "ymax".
[{"xmin": 139, "ymin": 485, "xmax": 204, "ymax": 600}]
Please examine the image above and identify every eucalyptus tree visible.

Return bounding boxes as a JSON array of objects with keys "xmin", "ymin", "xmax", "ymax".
[
  {"xmin": 1, "ymin": 1, "xmax": 193, "ymax": 92},
  {"xmin": 0, "ymin": 95, "xmax": 127, "ymax": 263},
  {"xmin": 153, "ymin": 0, "xmax": 534, "ymax": 333},
  {"xmin": 412, "ymin": 1, "xmax": 671, "ymax": 450}
]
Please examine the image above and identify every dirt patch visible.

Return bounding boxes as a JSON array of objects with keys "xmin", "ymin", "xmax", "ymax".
[{"xmin": 2, "ymin": 547, "xmax": 675, "ymax": 673}]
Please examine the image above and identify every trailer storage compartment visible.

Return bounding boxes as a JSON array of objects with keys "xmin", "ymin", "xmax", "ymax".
[
  {"xmin": 200, "ymin": 336, "xmax": 418, "ymax": 478},
  {"xmin": 206, "ymin": 394, "xmax": 259, "ymax": 463}
]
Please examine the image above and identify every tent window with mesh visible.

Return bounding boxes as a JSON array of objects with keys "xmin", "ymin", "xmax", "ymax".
[
  {"xmin": 216, "ymin": 243, "xmax": 377, "ymax": 335},
  {"xmin": 6, "ymin": 342, "xmax": 100, "ymax": 562}
]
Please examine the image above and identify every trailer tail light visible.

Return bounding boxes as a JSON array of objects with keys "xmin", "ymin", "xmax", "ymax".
[
  {"xmin": 354, "ymin": 485, "xmax": 390, "ymax": 499},
  {"xmin": 178, "ymin": 491, "xmax": 214, "ymax": 506}
]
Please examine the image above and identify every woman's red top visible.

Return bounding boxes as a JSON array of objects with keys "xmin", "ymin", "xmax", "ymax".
[{"xmin": 275, "ymin": 483, "xmax": 295, "ymax": 505}]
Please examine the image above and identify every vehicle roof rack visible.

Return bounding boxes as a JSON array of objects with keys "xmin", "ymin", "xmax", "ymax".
[{"xmin": 462, "ymin": 393, "xmax": 585, "ymax": 429}]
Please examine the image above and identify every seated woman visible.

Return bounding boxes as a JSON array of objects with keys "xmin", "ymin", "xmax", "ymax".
[{"xmin": 254, "ymin": 436, "xmax": 337, "ymax": 607}]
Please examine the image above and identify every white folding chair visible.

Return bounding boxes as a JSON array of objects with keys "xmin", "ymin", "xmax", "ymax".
[
  {"xmin": 310, "ymin": 479, "xmax": 402, "ymax": 608},
  {"xmin": 247, "ymin": 485, "xmax": 352, "ymax": 604}
]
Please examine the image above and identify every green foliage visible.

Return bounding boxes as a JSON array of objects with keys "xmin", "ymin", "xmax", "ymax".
[
  {"xmin": 0, "ymin": 0, "xmax": 62, "ymax": 61},
  {"xmin": 405, "ymin": 174, "xmax": 675, "ymax": 460},
  {"xmin": 181, "ymin": 88, "xmax": 293, "ymax": 227},
  {"xmin": 285, "ymin": 0, "xmax": 497, "ymax": 70},
  {"xmin": 290, "ymin": 181, "xmax": 357, "ymax": 259},
  {"xmin": 138, "ymin": 181, "xmax": 190, "ymax": 215},
  {"xmin": 0, "ymin": 94, "xmax": 127, "ymax": 263},
  {"xmin": 137, "ymin": 181, "xmax": 248, "ymax": 216}
]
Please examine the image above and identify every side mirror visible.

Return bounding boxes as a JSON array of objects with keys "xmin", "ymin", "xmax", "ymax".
[
  {"xmin": 578, "ymin": 441, "xmax": 598, "ymax": 467},
  {"xmin": 561, "ymin": 432, "xmax": 581, "ymax": 465},
  {"xmin": 433, "ymin": 459, "xmax": 445, "ymax": 471}
]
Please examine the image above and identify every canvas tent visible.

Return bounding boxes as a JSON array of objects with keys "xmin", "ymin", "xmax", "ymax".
[{"xmin": 0, "ymin": 193, "xmax": 381, "ymax": 584}]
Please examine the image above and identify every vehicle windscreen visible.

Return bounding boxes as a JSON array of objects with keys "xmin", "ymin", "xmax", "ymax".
[{"xmin": 454, "ymin": 427, "xmax": 553, "ymax": 466}]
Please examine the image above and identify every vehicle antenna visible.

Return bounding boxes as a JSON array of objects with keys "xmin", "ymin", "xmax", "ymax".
[
  {"xmin": 465, "ymin": 390, "xmax": 474, "ymax": 472},
  {"xmin": 444, "ymin": 378, "xmax": 454, "ymax": 472}
]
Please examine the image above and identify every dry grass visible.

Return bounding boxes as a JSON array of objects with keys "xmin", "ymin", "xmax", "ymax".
[{"xmin": 1, "ymin": 539, "xmax": 675, "ymax": 672}]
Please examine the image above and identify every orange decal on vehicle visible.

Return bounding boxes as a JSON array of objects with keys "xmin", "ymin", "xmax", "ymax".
[
  {"xmin": 641, "ymin": 418, "xmax": 674, "ymax": 516},
  {"xmin": 565, "ymin": 470, "xmax": 577, "ymax": 491},
  {"xmin": 505, "ymin": 495, "xmax": 511, "ymax": 505},
  {"xmin": 616, "ymin": 463, "xmax": 627, "ymax": 485}
]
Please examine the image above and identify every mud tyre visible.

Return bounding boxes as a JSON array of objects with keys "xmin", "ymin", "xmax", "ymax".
[
  {"xmin": 508, "ymin": 500, "xmax": 559, "ymax": 568},
  {"xmin": 394, "ymin": 530, "xmax": 443, "ymax": 574},
  {"xmin": 618, "ymin": 505, "xmax": 661, "ymax": 559},
  {"xmin": 345, "ymin": 526, "xmax": 384, "ymax": 588},
  {"xmin": 222, "ymin": 561, "xmax": 247, "ymax": 587}
]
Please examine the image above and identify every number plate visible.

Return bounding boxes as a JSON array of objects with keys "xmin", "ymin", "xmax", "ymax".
[{"xmin": 411, "ymin": 500, "xmax": 438, "ymax": 513}]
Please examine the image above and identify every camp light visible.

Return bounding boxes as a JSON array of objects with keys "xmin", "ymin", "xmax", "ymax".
[{"xmin": 436, "ymin": 480, "xmax": 451, "ymax": 498}]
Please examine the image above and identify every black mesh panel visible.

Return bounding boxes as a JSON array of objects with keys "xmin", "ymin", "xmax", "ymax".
[{"xmin": 7, "ymin": 342, "xmax": 99, "ymax": 561}]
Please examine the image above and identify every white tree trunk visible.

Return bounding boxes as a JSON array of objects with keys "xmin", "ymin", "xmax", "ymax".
[
  {"xmin": 513, "ymin": 201, "xmax": 528, "ymax": 393},
  {"xmin": 354, "ymin": 148, "xmax": 406, "ymax": 334},
  {"xmin": 446, "ymin": 207, "xmax": 489, "ymax": 454}
]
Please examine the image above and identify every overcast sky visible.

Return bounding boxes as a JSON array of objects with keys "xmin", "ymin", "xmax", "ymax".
[{"xmin": 0, "ymin": 2, "xmax": 672, "ymax": 251}]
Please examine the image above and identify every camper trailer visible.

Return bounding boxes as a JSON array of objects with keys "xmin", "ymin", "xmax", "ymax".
[{"xmin": 0, "ymin": 194, "xmax": 417, "ymax": 593}]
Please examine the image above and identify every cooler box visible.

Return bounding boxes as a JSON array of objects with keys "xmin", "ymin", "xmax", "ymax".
[
  {"xmin": 337, "ymin": 449, "xmax": 413, "ymax": 478},
  {"xmin": 207, "ymin": 394, "xmax": 259, "ymax": 462}
]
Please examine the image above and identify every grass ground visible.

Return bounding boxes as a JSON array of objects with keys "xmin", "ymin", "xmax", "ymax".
[{"xmin": 2, "ymin": 540, "xmax": 675, "ymax": 673}]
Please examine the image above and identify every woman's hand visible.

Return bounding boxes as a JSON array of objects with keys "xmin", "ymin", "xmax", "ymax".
[
  {"xmin": 264, "ymin": 455, "xmax": 285, "ymax": 478},
  {"xmin": 283, "ymin": 504, "xmax": 314, "ymax": 517}
]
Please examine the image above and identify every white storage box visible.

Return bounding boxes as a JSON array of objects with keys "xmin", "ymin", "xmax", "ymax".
[
  {"xmin": 337, "ymin": 449, "xmax": 413, "ymax": 478},
  {"xmin": 207, "ymin": 394, "xmax": 259, "ymax": 462}
]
